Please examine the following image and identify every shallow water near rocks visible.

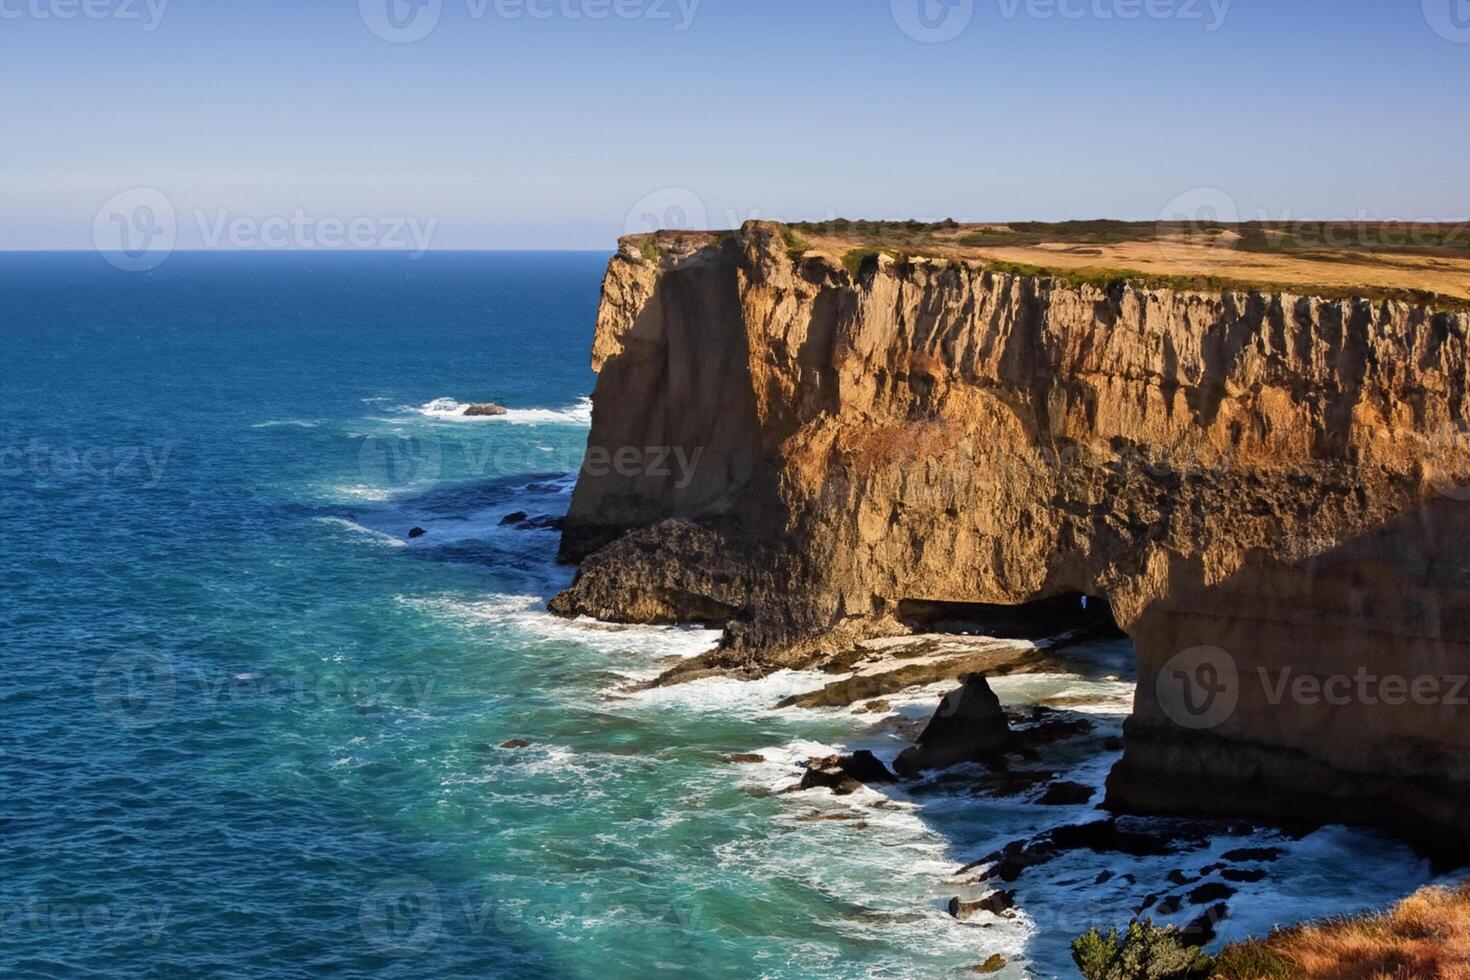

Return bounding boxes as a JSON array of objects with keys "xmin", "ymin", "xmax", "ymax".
[{"xmin": 0, "ymin": 252, "xmax": 1441, "ymax": 978}]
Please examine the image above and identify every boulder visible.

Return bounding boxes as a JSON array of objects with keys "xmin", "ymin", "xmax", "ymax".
[
  {"xmin": 1037, "ymin": 781, "xmax": 1096, "ymax": 806},
  {"xmin": 463, "ymin": 403, "xmax": 508, "ymax": 417},
  {"xmin": 894, "ymin": 675, "xmax": 1010, "ymax": 776},
  {"xmin": 948, "ymin": 890, "xmax": 1016, "ymax": 921},
  {"xmin": 797, "ymin": 750, "xmax": 896, "ymax": 793}
]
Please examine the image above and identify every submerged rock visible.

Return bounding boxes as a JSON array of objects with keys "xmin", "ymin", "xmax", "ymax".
[
  {"xmin": 948, "ymin": 890, "xmax": 1015, "ymax": 920},
  {"xmin": 500, "ymin": 738, "xmax": 532, "ymax": 749},
  {"xmin": 726, "ymin": 753, "xmax": 765, "ymax": 764},
  {"xmin": 797, "ymin": 750, "xmax": 896, "ymax": 794},
  {"xmin": 1037, "ymin": 781, "xmax": 1096, "ymax": 806},
  {"xmin": 894, "ymin": 675, "xmax": 1009, "ymax": 776}
]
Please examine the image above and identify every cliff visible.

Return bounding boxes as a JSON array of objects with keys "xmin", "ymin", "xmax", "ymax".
[{"xmin": 552, "ymin": 221, "xmax": 1470, "ymax": 850}]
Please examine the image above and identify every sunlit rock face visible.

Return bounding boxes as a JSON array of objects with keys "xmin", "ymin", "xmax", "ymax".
[{"xmin": 556, "ymin": 221, "xmax": 1470, "ymax": 850}]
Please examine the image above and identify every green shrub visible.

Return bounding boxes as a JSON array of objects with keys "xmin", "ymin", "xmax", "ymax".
[
  {"xmin": 1072, "ymin": 920, "xmax": 1212, "ymax": 980},
  {"xmin": 781, "ymin": 227, "xmax": 811, "ymax": 257}
]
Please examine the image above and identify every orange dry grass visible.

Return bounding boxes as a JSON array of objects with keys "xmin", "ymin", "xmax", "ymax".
[{"xmin": 1217, "ymin": 883, "xmax": 1470, "ymax": 979}]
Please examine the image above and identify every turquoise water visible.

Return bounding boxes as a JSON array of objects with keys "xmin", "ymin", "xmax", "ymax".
[{"xmin": 1, "ymin": 252, "xmax": 1437, "ymax": 979}]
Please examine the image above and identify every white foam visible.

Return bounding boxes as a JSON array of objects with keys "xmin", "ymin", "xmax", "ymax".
[
  {"xmin": 322, "ymin": 484, "xmax": 403, "ymax": 503},
  {"xmin": 250, "ymin": 419, "xmax": 321, "ymax": 429},
  {"xmin": 312, "ymin": 516, "xmax": 406, "ymax": 547},
  {"xmin": 616, "ymin": 669, "xmax": 837, "ymax": 713},
  {"xmin": 402, "ymin": 594, "xmax": 721, "ymax": 662},
  {"xmin": 413, "ymin": 396, "xmax": 593, "ymax": 426}
]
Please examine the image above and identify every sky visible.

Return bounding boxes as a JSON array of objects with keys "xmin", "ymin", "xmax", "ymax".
[{"xmin": 2, "ymin": 0, "xmax": 1468, "ymax": 250}]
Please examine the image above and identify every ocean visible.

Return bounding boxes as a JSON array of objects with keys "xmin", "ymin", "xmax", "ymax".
[{"xmin": 0, "ymin": 251, "xmax": 1438, "ymax": 978}]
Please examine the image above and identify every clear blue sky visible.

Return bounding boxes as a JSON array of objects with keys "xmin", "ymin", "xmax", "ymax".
[{"xmin": 3, "ymin": 0, "xmax": 1468, "ymax": 249}]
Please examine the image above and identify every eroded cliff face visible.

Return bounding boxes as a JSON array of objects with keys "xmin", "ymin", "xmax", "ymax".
[{"xmin": 556, "ymin": 221, "xmax": 1470, "ymax": 846}]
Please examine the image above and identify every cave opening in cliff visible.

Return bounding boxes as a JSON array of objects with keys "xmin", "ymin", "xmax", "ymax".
[{"xmin": 896, "ymin": 592, "xmax": 1122, "ymax": 642}]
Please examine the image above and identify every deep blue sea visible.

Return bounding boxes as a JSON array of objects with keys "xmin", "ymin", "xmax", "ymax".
[{"xmin": 0, "ymin": 252, "xmax": 1439, "ymax": 979}]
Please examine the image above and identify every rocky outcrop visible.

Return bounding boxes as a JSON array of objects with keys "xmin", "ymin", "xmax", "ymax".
[
  {"xmin": 553, "ymin": 221, "xmax": 1470, "ymax": 850},
  {"xmin": 894, "ymin": 675, "xmax": 1011, "ymax": 776}
]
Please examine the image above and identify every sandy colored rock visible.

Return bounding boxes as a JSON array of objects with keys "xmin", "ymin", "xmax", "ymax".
[{"xmin": 555, "ymin": 221, "xmax": 1470, "ymax": 850}]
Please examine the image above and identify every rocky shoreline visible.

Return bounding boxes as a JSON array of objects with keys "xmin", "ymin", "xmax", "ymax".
[{"xmin": 551, "ymin": 220, "xmax": 1470, "ymax": 856}]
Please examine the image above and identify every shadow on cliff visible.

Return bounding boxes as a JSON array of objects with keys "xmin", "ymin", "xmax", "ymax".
[{"xmin": 1107, "ymin": 492, "xmax": 1470, "ymax": 863}]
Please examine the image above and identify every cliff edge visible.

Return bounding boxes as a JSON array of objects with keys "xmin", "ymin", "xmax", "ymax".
[{"xmin": 553, "ymin": 221, "xmax": 1470, "ymax": 851}]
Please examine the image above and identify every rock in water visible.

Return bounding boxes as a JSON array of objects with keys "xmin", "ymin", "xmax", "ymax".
[
  {"xmin": 948, "ymin": 890, "xmax": 1016, "ymax": 920},
  {"xmin": 969, "ymin": 955, "xmax": 1007, "ymax": 974},
  {"xmin": 1037, "ymin": 781, "xmax": 1096, "ymax": 806},
  {"xmin": 894, "ymin": 675, "xmax": 1010, "ymax": 776},
  {"xmin": 463, "ymin": 403, "xmax": 508, "ymax": 417},
  {"xmin": 408, "ymin": 527, "xmax": 427, "ymax": 539},
  {"xmin": 797, "ymin": 750, "xmax": 896, "ymax": 793},
  {"xmin": 499, "ymin": 512, "xmax": 528, "ymax": 526}
]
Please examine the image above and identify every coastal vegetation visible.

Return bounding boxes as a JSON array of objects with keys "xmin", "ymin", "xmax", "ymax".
[{"xmin": 1069, "ymin": 883, "xmax": 1470, "ymax": 978}]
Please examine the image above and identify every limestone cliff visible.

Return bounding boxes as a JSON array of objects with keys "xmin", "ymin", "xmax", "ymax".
[{"xmin": 554, "ymin": 221, "xmax": 1470, "ymax": 849}]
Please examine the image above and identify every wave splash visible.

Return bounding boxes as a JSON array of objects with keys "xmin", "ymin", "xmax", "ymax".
[{"xmin": 415, "ymin": 396, "xmax": 593, "ymax": 426}]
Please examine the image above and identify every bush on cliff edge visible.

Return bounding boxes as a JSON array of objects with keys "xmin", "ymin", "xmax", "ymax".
[{"xmin": 1071, "ymin": 920, "xmax": 1213, "ymax": 980}]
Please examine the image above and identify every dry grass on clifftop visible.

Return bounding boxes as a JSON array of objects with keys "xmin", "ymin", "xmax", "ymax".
[{"xmin": 1213, "ymin": 882, "xmax": 1470, "ymax": 979}]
